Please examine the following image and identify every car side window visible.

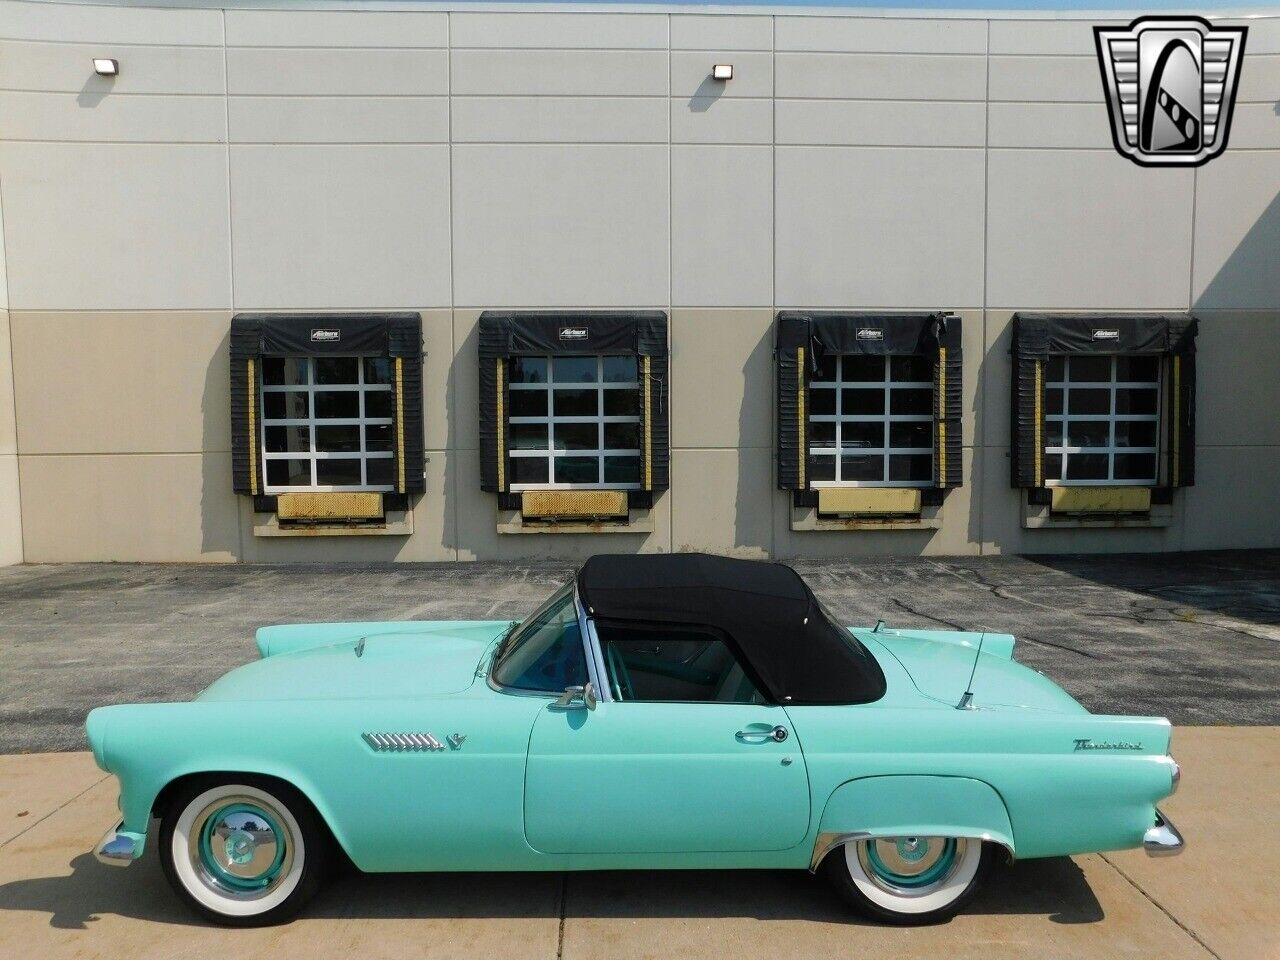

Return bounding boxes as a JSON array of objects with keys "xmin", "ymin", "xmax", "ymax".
[
  {"xmin": 491, "ymin": 585, "xmax": 588, "ymax": 694},
  {"xmin": 594, "ymin": 622, "xmax": 765, "ymax": 704}
]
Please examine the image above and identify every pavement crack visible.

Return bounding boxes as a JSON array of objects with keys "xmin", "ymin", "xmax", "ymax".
[
  {"xmin": 0, "ymin": 773, "xmax": 109, "ymax": 852},
  {"xmin": 1097, "ymin": 853, "xmax": 1222, "ymax": 960},
  {"xmin": 556, "ymin": 872, "xmax": 568, "ymax": 960},
  {"xmin": 1017, "ymin": 634, "xmax": 1102, "ymax": 660},
  {"xmin": 887, "ymin": 597, "xmax": 964, "ymax": 630}
]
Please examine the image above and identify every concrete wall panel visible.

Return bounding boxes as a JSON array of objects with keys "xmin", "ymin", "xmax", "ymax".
[
  {"xmin": 0, "ymin": 0, "xmax": 220, "ymax": 45},
  {"xmin": 18, "ymin": 452, "xmax": 240, "ymax": 563},
  {"xmin": 226, "ymin": 49, "xmax": 448, "ymax": 97},
  {"xmin": 671, "ymin": 15, "xmax": 772, "ymax": 51},
  {"xmin": 671, "ymin": 447, "xmax": 772, "ymax": 558},
  {"xmin": 777, "ymin": 100, "xmax": 986, "ymax": 147},
  {"xmin": 988, "ymin": 19, "xmax": 1121, "ymax": 56},
  {"xmin": 987, "ymin": 103, "xmax": 1112, "ymax": 150},
  {"xmin": 451, "ymin": 50, "xmax": 667, "ymax": 97},
  {"xmin": 1192, "ymin": 151, "xmax": 1280, "ymax": 310},
  {"xmin": 451, "ymin": 144, "xmax": 668, "ymax": 307},
  {"xmin": 669, "ymin": 309, "xmax": 774, "ymax": 449},
  {"xmin": 776, "ymin": 146, "xmax": 985, "ymax": 308},
  {"xmin": 0, "ymin": 91, "xmax": 225, "ymax": 143},
  {"xmin": 0, "ymin": 142, "xmax": 231, "ymax": 310},
  {"xmin": 671, "ymin": 97, "xmax": 772, "ymax": 145},
  {"xmin": 229, "ymin": 97, "xmax": 449, "ymax": 144},
  {"xmin": 774, "ymin": 16, "xmax": 986, "ymax": 54},
  {"xmin": 1192, "ymin": 312, "xmax": 1280, "ymax": 447},
  {"xmin": 230, "ymin": 144, "xmax": 452, "ymax": 310},
  {"xmin": 450, "ymin": 13, "xmax": 667, "ymax": 49},
  {"xmin": 10, "ymin": 311, "xmax": 230, "ymax": 455},
  {"xmin": 0, "ymin": 311, "xmax": 13, "ymax": 457},
  {"xmin": 1182, "ymin": 447, "xmax": 1280, "ymax": 551},
  {"xmin": 225, "ymin": 10, "xmax": 447, "ymax": 47},
  {"xmin": 776, "ymin": 53, "xmax": 986, "ymax": 101},
  {"xmin": 671, "ymin": 147, "xmax": 773, "ymax": 306},
  {"xmin": 672, "ymin": 51, "xmax": 773, "ymax": 99},
  {"xmin": 988, "ymin": 55, "xmax": 1101, "ymax": 103},
  {"xmin": 452, "ymin": 97, "xmax": 667, "ymax": 144},
  {"xmin": 0, "ymin": 453, "xmax": 20, "ymax": 565},
  {"xmin": 1237, "ymin": 55, "xmax": 1280, "ymax": 103},
  {"xmin": 0, "ymin": 40, "xmax": 225, "ymax": 94},
  {"xmin": 986, "ymin": 150, "xmax": 1194, "ymax": 310}
]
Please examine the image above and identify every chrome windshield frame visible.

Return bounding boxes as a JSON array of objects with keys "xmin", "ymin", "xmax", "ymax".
[
  {"xmin": 574, "ymin": 578, "xmax": 613, "ymax": 703},
  {"xmin": 485, "ymin": 575, "xmax": 609, "ymax": 702}
]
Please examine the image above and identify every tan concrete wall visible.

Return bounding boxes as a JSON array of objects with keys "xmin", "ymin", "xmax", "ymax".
[{"xmin": 0, "ymin": 1, "xmax": 1277, "ymax": 562}]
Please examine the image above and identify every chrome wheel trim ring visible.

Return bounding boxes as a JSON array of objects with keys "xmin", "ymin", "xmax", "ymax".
[
  {"xmin": 188, "ymin": 795, "xmax": 294, "ymax": 899},
  {"xmin": 855, "ymin": 837, "xmax": 968, "ymax": 899},
  {"xmin": 171, "ymin": 784, "xmax": 307, "ymax": 916}
]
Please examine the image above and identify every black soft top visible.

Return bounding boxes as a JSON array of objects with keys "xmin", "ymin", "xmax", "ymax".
[{"xmin": 577, "ymin": 554, "xmax": 885, "ymax": 705}]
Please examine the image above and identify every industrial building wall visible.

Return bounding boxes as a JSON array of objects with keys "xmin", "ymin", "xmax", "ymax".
[{"xmin": 0, "ymin": 0, "xmax": 1277, "ymax": 564}]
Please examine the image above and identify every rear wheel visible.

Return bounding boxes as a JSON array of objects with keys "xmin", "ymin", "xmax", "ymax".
[
  {"xmin": 159, "ymin": 777, "xmax": 329, "ymax": 927},
  {"xmin": 823, "ymin": 836, "xmax": 991, "ymax": 925}
]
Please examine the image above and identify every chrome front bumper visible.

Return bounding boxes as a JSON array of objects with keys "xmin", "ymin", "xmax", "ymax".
[
  {"xmin": 94, "ymin": 820, "xmax": 142, "ymax": 867},
  {"xmin": 1143, "ymin": 809, "xmax": 1185, "ymax": 857}
]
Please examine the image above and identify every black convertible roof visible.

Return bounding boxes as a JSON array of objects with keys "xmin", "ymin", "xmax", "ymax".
[{"xmin": 577, "ymin": 554, "xmax": 885, "ymax": 705}]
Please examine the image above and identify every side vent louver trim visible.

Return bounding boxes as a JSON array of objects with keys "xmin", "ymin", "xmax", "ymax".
[{"xmin": 362, "ymin": 732, "xmax": 445, "ymax": 752}]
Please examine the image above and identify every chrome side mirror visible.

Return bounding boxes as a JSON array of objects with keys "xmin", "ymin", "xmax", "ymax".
[{"xmin": 555, "ymin": 682, "xmax": 597, "ymax": 710}]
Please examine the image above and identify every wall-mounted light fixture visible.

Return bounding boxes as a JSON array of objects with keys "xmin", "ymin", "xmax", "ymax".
[
  {"xmin": 92, "ymin": 58, "xmax": 119, "ymax": 77},
  {"xmin": 712, "ymin": 63, "xmax": 733, "ymax": 81}
]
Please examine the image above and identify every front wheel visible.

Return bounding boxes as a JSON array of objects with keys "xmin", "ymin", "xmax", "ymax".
[
  {"xmin": 823, "ymin": 836, "xmax": 992, "ymax": 925},
  {"xmin": 159, "ymin": 777, "xmax": 329, "ymax": 927}
]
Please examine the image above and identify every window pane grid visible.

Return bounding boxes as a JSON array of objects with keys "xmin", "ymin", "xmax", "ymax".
[
  {"xmin": 507, "ymin": 355, "xmax": 642, "ymax": 490},
  {"xmin": 808, "ymin": 354, "xmax": 935, "ymax": 487},
  {"xmin": 1043, "ymin": 354, "xmax": 1160, "ymax": 486},
  {"xmin": 259, "ymin": 355, "xmax": 396, "ymax": 493}
]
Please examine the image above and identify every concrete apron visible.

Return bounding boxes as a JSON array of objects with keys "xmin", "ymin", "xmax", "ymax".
[{"xmin": 0, "ymin": 728, "xmax": 1274, "ymax": 960}]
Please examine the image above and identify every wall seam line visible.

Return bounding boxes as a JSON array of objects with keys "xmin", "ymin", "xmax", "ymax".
[
  {"xmin": 220, "ymin": 6, "xmax": 243, "ymax": 563},
  {"xmin": 770, "ymin": 12, "xmax": 778, "ymax": 560},
  {"xmin": 979, "ymin": 17, "xmax": 991, "ymax": 557},
  {"xmin": 447, "ymin": 10, "xmax": 460, "ymax": 562}
]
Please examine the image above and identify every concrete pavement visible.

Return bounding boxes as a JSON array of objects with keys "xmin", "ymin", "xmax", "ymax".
[
  {"xmin": 2, "ymin": 551, "xmax": 1279, "ymax": 753},
  {"xmin": 0, "ymin": 727, "xmax": 1275, "ymax": 960}
]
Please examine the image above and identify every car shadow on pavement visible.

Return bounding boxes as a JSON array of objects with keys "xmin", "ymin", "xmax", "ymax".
[{"xmin": 0, "ymin": 853, "xmax": 1102, "ymax": 930}]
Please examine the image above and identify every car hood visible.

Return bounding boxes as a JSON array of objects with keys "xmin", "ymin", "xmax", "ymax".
[
  {"xmin": 198, "ymin": 622, "xmax": 504, "ymax": 703},
  {"xmin": 857, "ymin": 629, "xmax": 1086, "ymax": 714}
]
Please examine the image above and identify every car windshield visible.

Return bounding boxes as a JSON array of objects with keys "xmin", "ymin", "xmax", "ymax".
[{"xmin": 490, "ymin": 583, "xmax": 589, "ymax": 694}]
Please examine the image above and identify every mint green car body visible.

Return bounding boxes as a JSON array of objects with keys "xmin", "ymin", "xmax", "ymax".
[{"xmin": 86, "ymin": 613, "xmax": 1179, "ymax": 875}]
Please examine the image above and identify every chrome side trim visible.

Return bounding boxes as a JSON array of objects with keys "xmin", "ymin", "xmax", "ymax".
[
  {"xmin": 362, "ymin": 731, "xmax": 445, "ymax": 752},
  {"xmin": 94, "ymin": 820, "xmax": 140, "ymax": 867},
  {"xmin": 808, "ymin": 830, "xmax": 1015, "ymax": 873},
  {"xmin": 809, "ymin": 831, "xmax": 871, "ymax": 872},
  {"xmin": 1144, "ymin": 809, "xmax": 1185, "ymax": 857}
]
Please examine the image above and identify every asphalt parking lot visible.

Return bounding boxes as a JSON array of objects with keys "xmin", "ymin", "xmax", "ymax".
[{"xmin": 1, "ymin": 551, "xmax": 1278, "ymax": 753}]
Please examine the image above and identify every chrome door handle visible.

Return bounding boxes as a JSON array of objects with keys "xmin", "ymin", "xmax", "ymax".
[{"xmin": 737, "ymin": 725, "xmax": 788, "ymax": 743}]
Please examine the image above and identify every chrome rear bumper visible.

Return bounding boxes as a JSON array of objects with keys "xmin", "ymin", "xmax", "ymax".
[
  {"xmin": 1143, "ymin": 809, "xmax": 1185, "ymax": 857},
  {"xmin": 94, "ymin": 820, "xmax": 141, "ymax": 867}
]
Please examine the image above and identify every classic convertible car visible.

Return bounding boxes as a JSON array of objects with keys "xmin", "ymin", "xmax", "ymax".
[{"xmin": 86, "ymin": 553, "xmax": 1182, "ymax": 926}]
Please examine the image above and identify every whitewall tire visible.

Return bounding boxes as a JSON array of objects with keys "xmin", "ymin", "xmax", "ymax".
[
  {"xmin": 823, "ymin": 836, "xmax": 992, "ymax": 925},
  {"xmin": 160, "ymin": 777, "xmax": 329, "ymax": 926}
]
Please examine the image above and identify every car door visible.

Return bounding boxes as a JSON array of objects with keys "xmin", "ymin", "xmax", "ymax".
[{"xmin": 523, "ymin": 622, "xmax": 811, "ymax": 855}]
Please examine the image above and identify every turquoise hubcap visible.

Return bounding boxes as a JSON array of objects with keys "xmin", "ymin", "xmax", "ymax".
[
  {"xmin": 860, "ymin": 837, "xmax": 962, "ymax": 893},
  {"xmin": 197, "ymin": 802, "xmax": 288, "ymax": 892}
]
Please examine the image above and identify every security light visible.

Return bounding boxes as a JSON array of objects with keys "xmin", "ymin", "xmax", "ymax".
[
  {"xmin": 92, "ymin": 58, "xmax": 119, "ymax": 77},
  {"xmin": 712, "ymin": 63, "xmax": 733, "ymax": 81}
]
